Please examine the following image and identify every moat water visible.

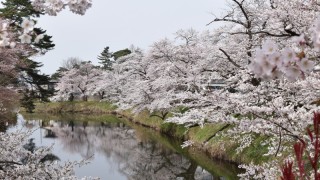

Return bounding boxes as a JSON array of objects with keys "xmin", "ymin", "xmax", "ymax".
[{"xmin": 8, "ymin": 113, "xmax": 241, "ymax": 180}]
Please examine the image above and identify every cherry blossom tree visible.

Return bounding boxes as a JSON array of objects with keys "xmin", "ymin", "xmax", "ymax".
[
  {"xmin": 53, "ymin": 62, "xmax": 101, "ymax": 101},
  {"xmin": 88, "ymin": 70, "xmax": 115, "ymax": 100},
  {"xmin": 51, "ymin": 0, "xmax": 320, "ymax": 179}
]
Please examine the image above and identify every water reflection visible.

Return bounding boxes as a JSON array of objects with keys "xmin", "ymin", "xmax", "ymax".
[
  {"xmin": 15, "ymin": 113, "xmax": 240, "ymax": 180},
  {"xmin": 0, "ymin": 113, "xmax": 17, "ymax": 132},
  {"xmin": 23, "ymin": 138, "xmax": 60, "ymax": 163}
]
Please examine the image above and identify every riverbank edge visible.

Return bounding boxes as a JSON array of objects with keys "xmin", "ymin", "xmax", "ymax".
[{"xmin": 29, "ymin": 101, "xmax": 271, "ymax": 165}]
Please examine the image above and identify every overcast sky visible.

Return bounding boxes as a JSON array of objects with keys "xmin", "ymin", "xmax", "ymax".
[{"xmin": 33, "ymin": 0, "xmax": 226, "ymax": 74}]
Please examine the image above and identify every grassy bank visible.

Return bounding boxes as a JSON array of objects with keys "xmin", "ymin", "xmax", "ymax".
[
  {"xmin": 30, "ymin": 101, "xmax": 271, "ymax": 165},
  {"xmin": 29, "ymin": 101, "xmax": 116, "ymax": 114}
]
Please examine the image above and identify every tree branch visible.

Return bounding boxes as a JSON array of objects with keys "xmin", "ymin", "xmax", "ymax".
[
  {"xmin": 219, "ymin": 48, "xmax": 242, "ymax": 69},
  {"xmin": 0, "ymin": 161, "xmax": 22, "ymax": 166}
]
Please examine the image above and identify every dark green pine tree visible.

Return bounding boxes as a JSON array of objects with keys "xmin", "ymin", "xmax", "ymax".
[
  {"xmin": 112, "ymin": 48, "xmax": 132, "ymax": 60},
  {"xmin": 51, "ymin": 67, "xmax": 68, "ymax": 80},
  {"xmin": 32, "ymin": 27, "xmax": 55, "ymax": 54},
  {"xmin": 0, "ymin": 0, "xmax": 42, "ymax": 21},
  {"xmin": 98, "ymin": 46, "xmax": 113, "ymax": 70},
  {"xmin": 0, "ymin": 0, "xmax": 56, "ymax": 112},
  {"xmin": 16, "ymin": 58, "xmax": 55, "ymax": 113},
  {"xmin": 18, "ymin": 58, "xmax": 57, "ymax": 112},
  {"xmin": 18, "ymin": 58, "xmax": 55, "ymax": 101}
]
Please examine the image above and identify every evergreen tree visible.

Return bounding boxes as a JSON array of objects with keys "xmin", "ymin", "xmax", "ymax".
[
  {"xmin": 18, "ymin": 58, "xmax": 55, "ymax": 102},
  {"xmin": 0, "ymin": 0, "xmax": 42, "ymax": 21},
  {"xmin": 112, "ymin": 48, "xmax": 132, "ymax": 60},
  {"xmin": 98, "ymin": 46, "xmax": 113, "ymax": 70},
  {"xmin": 51, "ymin": 67, "xmax": 68, "ymax": 80}
]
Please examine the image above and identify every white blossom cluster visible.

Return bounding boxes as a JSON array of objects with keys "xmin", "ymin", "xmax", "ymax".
[
  {"xmin": 249, "ymin": 38, "xmax": 315, "ymax": 81},
  {"xmin": 0, "ymin": 130, "xmax": 96, "ymax": 179},
  {"xmin": 181, "ymin": 140, "xmax": 194, "ymax": 148},
  {"xmin": 0, "ymin": 18, "xmax": 45, "ymax": 47},
  {"xmin": 31, "ymin": 0, "xmax": 92, "ymax": 16},
  {"xmin": 20, "ymin": 18, "xmax": 44, "ymax": 44},
  {"xmin": 238, "ymin": 161, "xmax": 280, "ymax": 179},
  {"xmin": 0, "ymin": 20, "xmax": 14, "ymax": 47},
  {"xmin": 167, "ymin": 109, "xmax": 207, "ymax": 128},
  {"xmin": 235, "ymin": 134, "xmax": 253, "ymax": 154}
]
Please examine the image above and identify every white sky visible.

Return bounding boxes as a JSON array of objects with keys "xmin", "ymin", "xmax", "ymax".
[{"xmin": 32, "ymin": 1, "xmax": 226, "ymax": 74}]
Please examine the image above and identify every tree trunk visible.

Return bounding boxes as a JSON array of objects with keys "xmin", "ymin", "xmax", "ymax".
[{"xmin": 82, "ymin": 95, "xmax": 88, "ymax": 101}]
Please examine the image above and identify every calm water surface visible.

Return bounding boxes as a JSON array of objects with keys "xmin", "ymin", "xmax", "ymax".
[{"xmin": 8, "ymin": 113, "xmax": 241, "ymax": 180}]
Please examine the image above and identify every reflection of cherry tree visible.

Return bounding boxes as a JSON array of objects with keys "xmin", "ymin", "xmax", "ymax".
[
  {"xmin": 50, "ymin": 122, "xmax": 96, "ymax": 159},
  {"xmin": 119, "ymin": 141, "xmax": 205, "ymax": 180},
  {"xmin": 48, "ymin": 121, "xmax": 217, "ymax": 179}
]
